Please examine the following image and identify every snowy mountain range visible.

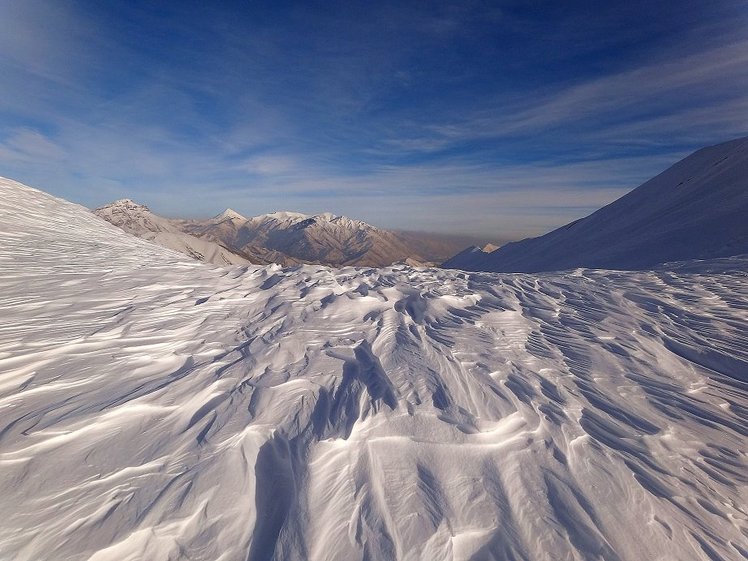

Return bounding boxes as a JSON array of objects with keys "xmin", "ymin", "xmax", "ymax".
[
  {"xmin": 2, "ymin": 170, "xmax": 747, "ymax": 561},
  {"xmin": 95, "ymin": 200, "xmax": 465, "ymax": 268},
  {"xmin": 444, "ymin": 136, "xmax": 748, "ymax": 272},
  {"xmin": 93, "ymin": 198, "xmax": 253, "ymax": 266}
]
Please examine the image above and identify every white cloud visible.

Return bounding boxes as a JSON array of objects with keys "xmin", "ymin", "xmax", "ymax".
[
  {"xmin": 0, "ymin": 128, "xmax": 66, "ymax": 163},
  {"xmin": 236, "ymin": 154, "xmax": 299, "ymax": 175},
  {"xmin": 394, "ymin": 39, "xmax": 748, "ymax": 151}
]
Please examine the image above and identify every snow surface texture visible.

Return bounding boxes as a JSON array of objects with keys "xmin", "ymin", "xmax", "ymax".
[
  {"xmin": 443, "ymin": 136, "xmax": 748, "ymax": 272},
  {"xmin": 1, "ymin": 177, "xmax": 747, "ymax": 561}
]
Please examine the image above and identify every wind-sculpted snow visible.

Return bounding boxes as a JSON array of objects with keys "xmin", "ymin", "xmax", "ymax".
[{"xmin": 1, "ymin": 177, "xmax": 747, "ymax": 561}]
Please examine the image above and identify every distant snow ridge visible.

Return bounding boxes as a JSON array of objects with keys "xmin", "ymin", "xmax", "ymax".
[
  {"xmin": 444, "ymin": 136, "xmax": 748, "ymax": 272},
  {"xmin": 1, "ymin": 176, "xmax": 747, "ymax": 561},
  {"xmin": 95, "ymin": 198, "xmax": 252, "ymax": 266},
  {"xmin": 96, "ymin": 200, "xmax": 451, "ymax": 267},
  {"xmin": 233, "ymin": 210, "xmax": 424, "ymax": 266}
]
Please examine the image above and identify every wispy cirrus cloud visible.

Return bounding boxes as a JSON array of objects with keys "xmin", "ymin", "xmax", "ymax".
[
  {"xmin": 0, "ymin": 1, "xmax": 745, "ymax": 239},
  {"xmin": 384, "ymin": 37, "xmax": 748, "ymax": 154},
  {"xmin": 0, "ymin": 129, "xmax": 66, "ymax": 163}
]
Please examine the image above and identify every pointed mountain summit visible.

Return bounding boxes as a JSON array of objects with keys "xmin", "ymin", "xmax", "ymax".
[
  {"xmin": 95, "ymin": 198, "xmax": 171, "ymax": 234},
  {"xmin": 213, "ymin": 208, "xmax": 247, "ymax": 223},
  {"xmin": 441, "ymin": 245, "xmax": 491, "ymax": 270},
  {"xmin": 99, "ymin": 198, "xmax": 152, "ymax": 215},
  {"xmin": 109, "ymin": 198, "xmax": 146, "ymax": 208},
  {"xmin": 94, "ymin": 198, "xmax": 251, "ymax": 266},
  {"xmin": 96, "ymin": 202, "xmax": 470, "ymax": 267}
]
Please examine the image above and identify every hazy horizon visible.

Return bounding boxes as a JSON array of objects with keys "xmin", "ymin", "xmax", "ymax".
[{"xmin": 1, "ymin": 1, "xmax": 746, "ymax": 239}]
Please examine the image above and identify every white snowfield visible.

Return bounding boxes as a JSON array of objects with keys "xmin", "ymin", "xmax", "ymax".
[{"xmin": 1, "ymin": 177, "xmax": 747, "ymax": 561}]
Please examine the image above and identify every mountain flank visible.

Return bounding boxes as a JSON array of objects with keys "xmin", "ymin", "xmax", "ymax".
[
  {"xmin": 95, "ymin": 201, "xmax": 469, "ymax": 267},
  {"xmin": 443, "ymin": 136, "xmax": 748, "ymax": 272}
]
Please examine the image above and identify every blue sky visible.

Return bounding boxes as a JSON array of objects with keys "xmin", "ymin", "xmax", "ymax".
[{"xmin": 0, "ymin": 0, "xmax": 746, "ymax": 239}]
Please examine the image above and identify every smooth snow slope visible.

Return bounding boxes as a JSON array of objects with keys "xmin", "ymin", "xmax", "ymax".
[
  {"xmin": 1, "ymin": 177, "xmax": 747, "ymax": 561},
  {"xmin": 444, "ymin": 136, "xmax": 748, "ymax": 272}
]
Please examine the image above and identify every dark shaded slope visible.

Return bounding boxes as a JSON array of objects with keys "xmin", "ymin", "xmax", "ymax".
[{"xmin": 444, "ymin": 137, "xmax": 748, "ymax": 272}]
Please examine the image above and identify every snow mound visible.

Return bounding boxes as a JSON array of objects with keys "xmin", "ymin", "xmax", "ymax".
[{"xmin": 1, "ymin": 177, "xmax": 747, "ymax": 561}]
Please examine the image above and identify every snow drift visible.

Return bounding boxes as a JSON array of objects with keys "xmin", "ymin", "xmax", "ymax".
[
  {"xmin": 443, "ymin": 136, "xmax": 748, "ymax": 272},
  {"xmin": 1, "ymin": 177, "xmax": 747, "ymax": 561}
]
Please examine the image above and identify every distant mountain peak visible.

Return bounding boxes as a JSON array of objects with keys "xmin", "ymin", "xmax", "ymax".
[
  {"xmin": 93, "ymin": 200, "xmax": 466, "ymax": 268},
  {"xmin": 94, "ymin": 198, "xmax": 251, "ymax": 266},
  {"xmin": 264, "ymin": 211, "xmax": 308, "ymax": 221},
  {"xmin": 213, "ymin": 208, "xmax": 246, "ymax": 222},
  {"xmin": 441, "ymin": 245, "xmax": 484, "ymax": 269},
  {"xmin": 98, "ymin": 198, "xmax": 150, "ymax": 212}
]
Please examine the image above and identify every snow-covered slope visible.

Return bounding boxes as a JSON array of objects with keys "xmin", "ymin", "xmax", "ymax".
[
  {"xmin": 444, "ymin": 136, "xmax": 748, "ymax": 272},
  {"xmin": 443, "ymin": 244, "xmax": 499, "ymax": 271},
  {"xmin": 95, "ymin": 199, "xmax": 251, "ymax": 266},
  {"xmin": 2, "ymin": 177, "xmax": 747, "ymax": 561}
]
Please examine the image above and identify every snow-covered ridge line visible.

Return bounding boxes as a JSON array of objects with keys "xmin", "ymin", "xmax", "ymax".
[
  {"xmin": 444, "ymin": 135, "xmax": 748, "ymax": 272},
  {"xmin": 95, "ymin": 198, "xmax": 468, "ymax": 268},
  {"xmin": 1, "ymin": 177, "xmax": 747, "ymax": 561},
  {"xmin": 93, "ymin": 197, "xmax": 255, "ymax": 267}
]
